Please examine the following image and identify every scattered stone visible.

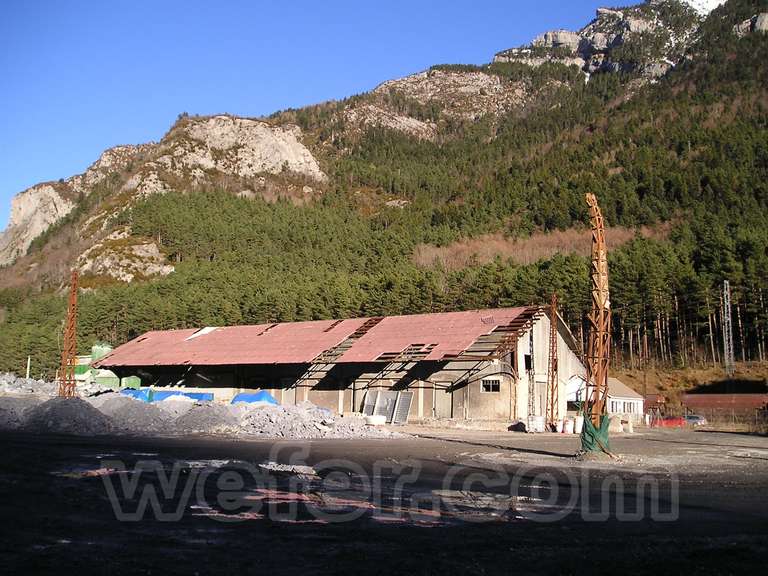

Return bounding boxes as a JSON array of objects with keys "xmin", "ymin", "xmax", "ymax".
[{"xmin": 259, "ymin": 462, "xmax": 318, "ymax": 477}]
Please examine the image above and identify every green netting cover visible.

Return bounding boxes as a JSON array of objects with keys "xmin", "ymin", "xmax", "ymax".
[{"xmin": 580, "ymin": 413, "xmax": 611, "ymax": 453}]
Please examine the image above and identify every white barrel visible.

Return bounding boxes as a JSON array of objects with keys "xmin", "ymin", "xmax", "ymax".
[
  {"xmin": 529, "ymin": 415, "xmax": 546, "ymax": 433},
  {"xmin": 574, "ymin": 415, "xmax": 584, "ymax": 434},
  {"xmin": 564, "ymin": 419, "xmax": 575, "ymax": 434},
  {"xmin": 555, "ymin": 419, "xmax": 564, "ymax": 433}
]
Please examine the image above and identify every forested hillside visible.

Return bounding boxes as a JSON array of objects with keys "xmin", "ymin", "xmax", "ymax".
[{"xmin": 1, "ymin": 0, "xmax": 767, "ymax": 378}]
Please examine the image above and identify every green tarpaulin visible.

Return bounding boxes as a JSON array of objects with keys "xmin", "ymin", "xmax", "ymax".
[{"xmin": 580, "ymin": 413, "xmax": 611, "ymax": 453}]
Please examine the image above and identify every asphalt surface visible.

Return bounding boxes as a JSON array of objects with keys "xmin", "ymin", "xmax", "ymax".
[{"xmin": 0, "ymin": 428, "xmax": 766, "ymax": 575}]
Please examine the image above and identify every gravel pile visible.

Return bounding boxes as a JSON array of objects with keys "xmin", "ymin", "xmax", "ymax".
[
  {"xmin": 0, "ymin": 373, "xmax": 56, "ymax": 396},
  {"xmin": 237, "ymin": 401, "xmax": 394, "ymax": 439},
  {"xmin": 0, "ymin": 373, "xmax": 111, "ymax": 397},
  {"xmin": 87, "ymin": 393, "xmax": 170, "ymax": 434},
  {"xmin": 0, "ymin": 396, "xmax": 43, "ymax": 430},
  {"xmin": 1, "ymin": 384, "xmax": 398, "ymax": 439},
  {"xmin": 155, "ymin": 396, "xmax": 196, "ymax": 419},
  {"xmin": 174, "ymin": 402, "xmax": 239, "ymax": 434},
  {"xmin": 23, "ymin": 397, "xmax": 114, "ymax": 435}
]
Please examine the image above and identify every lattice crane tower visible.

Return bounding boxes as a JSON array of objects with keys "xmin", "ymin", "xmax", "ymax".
[
  {"xmin": 546, "ymin": 293, "xmax": 559, "ymax": 426},
  {"xmin": 58, "ymin": 270, "xmax": 79, "ymax": 398},
  {"xmin": 584, "ymin": 193, "xmax": 611, "ymax": 426}
]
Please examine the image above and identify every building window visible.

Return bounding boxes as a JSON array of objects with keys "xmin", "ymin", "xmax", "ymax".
[{"xmin": 481, "ymin": 379, "xmax": 501, "ymax": 393}]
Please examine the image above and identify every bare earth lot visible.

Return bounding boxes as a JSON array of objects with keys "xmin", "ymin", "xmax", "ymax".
[{"xmin": 0, "ymin": 427, "xmax": 766, "ymax": 575}]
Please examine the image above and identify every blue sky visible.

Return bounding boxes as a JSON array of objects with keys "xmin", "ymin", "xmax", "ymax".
[{"xmin": 0, "ymin": 0, "xmax": 605, "ymax": 229}]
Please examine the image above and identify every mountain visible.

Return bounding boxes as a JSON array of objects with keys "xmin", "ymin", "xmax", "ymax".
[
  {"xmin": 684, "ymin": 0, "xmax": 727, "ymax": 14},
  {"xmin": 1, "ymin": 0, "xmax": 767, "ymax": 377}
]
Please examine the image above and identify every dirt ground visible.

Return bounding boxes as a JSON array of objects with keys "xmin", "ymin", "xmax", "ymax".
[{"xmin": 0, "ymin": 427, "xmax": 767, "ymax": 575}]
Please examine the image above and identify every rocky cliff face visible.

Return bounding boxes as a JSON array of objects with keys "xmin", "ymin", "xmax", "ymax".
[
  {"xmin": 494, "ymin": 0, "xmax": 707, "ymax": 78},
  {"xmin": 734, "ymin": 11, "xmax": 768, "ymax": 36},
  {"xmin": 0, "ymin": 115, "xmax": 325, "ymax": 269},
  {"xmin": 77, "ymin": 228, "xmax": 174, "ymax": 283},
  {"xmin": 123, "ymin": 115, "xmax": 326, "ymax": 199},
  {"xmin": 373, "ymin": 70, "xmax": 530, "ymax": 120},
  {"xmin": 0, "ymin": 184, "xmax": 75, "ymax": 265}
]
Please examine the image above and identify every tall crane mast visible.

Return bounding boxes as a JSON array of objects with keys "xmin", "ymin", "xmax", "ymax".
[
  {"xmin": 545, "ymin": 292, "xmax": 559, "ymax": 427},
  {"xmin": 582, "ymin": 194, "xmax": 612, "ymax": 453},
  {"xmin": 58, "ymin": 270, "xmax": 79, "ymax": 398}
]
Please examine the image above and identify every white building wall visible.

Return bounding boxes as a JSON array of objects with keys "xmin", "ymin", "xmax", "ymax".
[
  {"xmin": 607, "ymin": 397, "xmax": 644, "ymax": 423},
  {"xmin": 515, "ymin": 314, "xmax": 585, "ymax": 421}
]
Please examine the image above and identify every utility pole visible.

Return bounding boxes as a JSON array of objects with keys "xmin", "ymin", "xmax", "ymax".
[
  {"xmin": 58, "ymin": 271, "xmax": 79, "ymax": 398},
  {"xmin": 546, "ymin": 293, "xmax": 559, "ymax": 427},
  {"xmin": 723, "ymin": 280, "xmax": 735, "ymax": 378}
]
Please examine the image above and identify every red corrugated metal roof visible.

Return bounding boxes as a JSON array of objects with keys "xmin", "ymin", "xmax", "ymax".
[
  {"xmin": 95, "ymin": 318, "xmax": 369, "ymax": 367},
  {"xmin": 337, "ymin": 308, "xmax": 527, "ymax": 362},
  {"xmin": 95, "ymin": 307, "xmax": 531, "ymax": 368}
]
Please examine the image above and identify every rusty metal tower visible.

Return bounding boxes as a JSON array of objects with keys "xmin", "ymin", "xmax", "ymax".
[
  {"xmin": 546, "ymin": 293, "xmax": 559, "ymax": 426},
  {"xmin": 58, "ymin": 270, "xmax": 79, "ymax": 398},
  {"xmin": 584, "ymin": 193, "xmax": 611, "ymax": 426}
]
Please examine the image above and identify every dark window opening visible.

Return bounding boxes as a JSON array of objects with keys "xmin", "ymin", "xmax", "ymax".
[{"xmin": 481, "ymin": 379, "xmax": 501, "ymax": 393}]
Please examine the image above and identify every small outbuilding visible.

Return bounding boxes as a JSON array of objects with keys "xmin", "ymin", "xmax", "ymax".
[{"xmin": 567, "ymin": 375, "xmax": 644, "ymax": 423}]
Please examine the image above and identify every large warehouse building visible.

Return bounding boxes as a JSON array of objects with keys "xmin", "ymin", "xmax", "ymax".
[{"xmin": 95, "ymin": 306, "xmax": 586, "ymax": 423}]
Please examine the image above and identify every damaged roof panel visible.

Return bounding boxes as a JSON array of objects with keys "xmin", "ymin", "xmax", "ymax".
[{"xmin": 337, "ymin": 308, "xmax": 528, "ymax": 362}]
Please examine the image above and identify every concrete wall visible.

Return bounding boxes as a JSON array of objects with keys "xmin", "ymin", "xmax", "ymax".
[
  {"xmin": 451, "ymin": 375, "xmax": 515, "ymax": 421},
  {"xmin": 514, "ymin": 314, "xmax": 585, "ymax": 421}
]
